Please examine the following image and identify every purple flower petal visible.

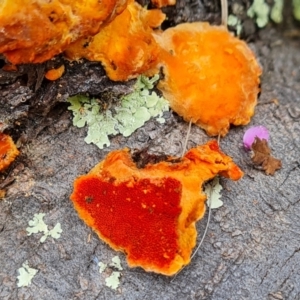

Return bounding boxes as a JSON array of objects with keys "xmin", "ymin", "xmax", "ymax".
[{"xmin": 243, "ymin": 126, "xmax": 269, "ymax": 150}]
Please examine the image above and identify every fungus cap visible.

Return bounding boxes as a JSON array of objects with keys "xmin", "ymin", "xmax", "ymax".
[
  {"xmin": 70, "ymin": 140, "xmax": 243, "ymax": 275},
  {"xmin": 154, "ymin": 22, "xmax": 262, "ymax": 136}
]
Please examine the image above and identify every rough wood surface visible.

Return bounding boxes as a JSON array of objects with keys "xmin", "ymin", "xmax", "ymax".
[{"xmin": 1, "ymin": 1, "xmax": 300, "ymax": 299}]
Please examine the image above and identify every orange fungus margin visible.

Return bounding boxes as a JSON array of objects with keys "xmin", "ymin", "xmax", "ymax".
[
  {"xmin": 0, "ymin": 133, "xmax": 19, "ymax": 172},
  {"xmin": 70, "ymin": 140, "xmax": 243, "ymax": 275}
]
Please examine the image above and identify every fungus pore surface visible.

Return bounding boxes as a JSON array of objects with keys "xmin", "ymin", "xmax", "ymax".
[
  {"xmin": 70, "ymin": 140, "xmax": 243, "ymax": 275},
  {"xmin": 0, "ymin": 133, "xmax": 19, "ymax": 172},
  {"xmin": 154, "ymin": 22, "xmax": 262, "ymax": 136}
]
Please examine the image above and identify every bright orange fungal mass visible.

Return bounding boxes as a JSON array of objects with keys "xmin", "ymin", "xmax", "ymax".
[
  {"xmin": 65, "ymin": 0, "xmax": 165, "ymax": 81},
  {"xmin": 151, "ymin": 0, "xmax": 176, "ymax": 8},
  {"xmin": 0, "ymin": 0, "xmax": 129, "ymax": 64},
  {"xmin": 70, "ymin": 140, "xmax": 243, "ymax": 275},
  {"xmin": 0, "ymin": 133, "xmax": 19, "ymax": 172},
  {"xmin": 154, "ymin": 22, "xmax": 262, "ymax": 136},
  {"xmin": 45, "ymin": 65, "xmax": 65, "ymax": 81}
]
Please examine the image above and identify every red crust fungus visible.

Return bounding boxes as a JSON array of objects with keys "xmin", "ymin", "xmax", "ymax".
[
  {"xmin": 0, "ymin": 0, "xmax": 129, "ymax": 64},
  {"xmin": 70, "ymin": 140, "xmax": 243, "ymax": 275},
  {"xmin": 65, "ymin": 0, "xmax": 165, "ymax": 81},
  {"xmin": 0, "ymin": 133, "xmax": 19, "ymax": 172},
  {"xmin": 154, "ymin": 22, "xmax": 262, "ymax": 136}
]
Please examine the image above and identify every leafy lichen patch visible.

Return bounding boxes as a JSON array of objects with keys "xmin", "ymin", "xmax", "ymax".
[
  {"xmin": 270, "ymin": 0, "xmax": 283, "ymax": 23},
  {"xmin": 17, "ymin": 261, "xmax": 38, "ymax": 287},
  {"xmin": 247, "ymin": 0, "xmax": 270, "ymax": 28},
  {"xmin": 228, "ymin": 15, "xmax": 242, "ymax": 36},
  {"xmin": 293, "ymin": 0, "xmax": 300, "ymax": 20},
  {"xmin": 105, "ymin": 271, "xmax": 121, "ymax": 290},
  {"xmin": 98, "ymin": 256, "xmax": 123, "ymax": 290},
  {"xmin": 26, "ymin": 213, "xmax": 62, "ymax": 243},
  {"xmin": 68, "ymin": 75, "xmax": 169, "ymax": 149}
]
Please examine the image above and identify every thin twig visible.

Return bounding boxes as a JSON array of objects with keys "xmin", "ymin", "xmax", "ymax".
[
  {"xmin": 181, "ymin": 120, "xmax": 192, "ymax": 157},
  {"xmin": 221, "ymin": 0, "xmax": 228, "ymax": 27},
  {"xmin": 217, "ymin": 133, "xmax": 221, "ymax": 146}
]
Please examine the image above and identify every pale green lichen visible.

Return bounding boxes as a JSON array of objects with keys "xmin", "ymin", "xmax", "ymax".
[
  {"xmin": 105, "ymin": 272, "xmax": 121, "ymax": 290},
  {"xmin": 68, "ymin": 75, "xmax": 169, "ymax": 149},
  {"xmin": 98, "ymin": 262, "xmax": 107, "ymax": 274},
  {"xmin": 17, "ymin": 261, "xmax": 38, "ymax": 287},
  {"xmin": 109, "ymin": 256, "xmax": 123, "ymax": 271},
  {"xmin": 98, "ymin": 256, "xmax": 123, "ymax": 290},
  {"xmin": 293, "ymin": 0, "xmax": 300, "ymax": 20},
  {"xmin": 247, "ymin": 0, "xmax": 270, "ymax": 28},
  {"xmin": 270, "ymin": 0, "xmax": 283, "ymax": 23},
  {"xmin": 26, "ymin": 213, "xmax": 62, "ymax": 243},
  {"xmin": 228, "ymin": 15, "xmax": 242, "ymax": 36}
]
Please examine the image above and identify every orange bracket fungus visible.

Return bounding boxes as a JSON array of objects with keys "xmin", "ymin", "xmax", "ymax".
[
  {"xmin": 0, "ymin": 133, "xmax": 19, "ymax": 172},
  {"xmin": 0, "ymin": 0, "xmax": 129, "ymax": 64},
  {"xmin": 65, "ymin": 0, "xmax": 165, "ymax": 81},
  {"xmin": 70, "ymin": 140, "xmax": 243, "ymax": 275},
  {"xmin": 154, "ymin": 22, "xmax": 262, "ymax": 136}
]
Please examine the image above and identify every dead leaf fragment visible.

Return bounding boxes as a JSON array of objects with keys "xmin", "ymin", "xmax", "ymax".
[{"xmin": 251, "ymin": 138, "xmax": 282, "ymax": 175}]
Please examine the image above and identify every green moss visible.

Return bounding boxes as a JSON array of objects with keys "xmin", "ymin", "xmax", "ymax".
[{"xmin": 68, "ymin": 75, "xmax": 169, "ymax": 149}]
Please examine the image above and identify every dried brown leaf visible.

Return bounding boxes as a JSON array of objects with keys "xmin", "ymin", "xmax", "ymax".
[{"xmin": 251, "ymin": 138, "xmax": 282, "ymax": 175}]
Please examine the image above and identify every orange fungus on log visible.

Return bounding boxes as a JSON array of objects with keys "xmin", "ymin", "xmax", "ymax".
[
  {"xmin": 65, "ymin": 0, "xmax": 165, "ymax": 81},
  {"xmin": 154, "ymin": 22, "xmax": 262, "ymax": 136},
  {"xmin": 0, "ymin": 133, "xmax": 19, "ymax": 172},
  {"xmin": 45, "ymin": 65, "xmax": 65, "ymax": 81},
  {"xmin": 70, "ymin": 140, "xmax": 243, "ymax": 275},
  {"xmin": 0, "ymin": 0, "xmax": 129, "ymax": 64},
  {"xmin": 151, "ymin": 0, "xmax": 176, "ymax": 8}
]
